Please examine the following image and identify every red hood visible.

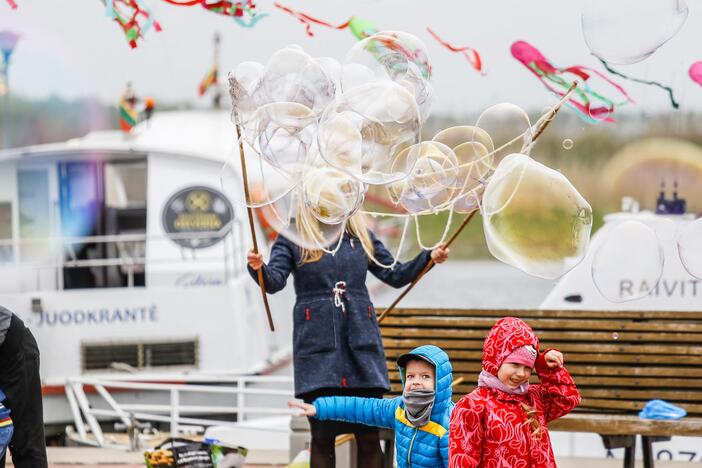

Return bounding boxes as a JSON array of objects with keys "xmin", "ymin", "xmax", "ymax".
[{"xmin": 482, "ymin": 317, "xmax": 539, "ymax": 376}]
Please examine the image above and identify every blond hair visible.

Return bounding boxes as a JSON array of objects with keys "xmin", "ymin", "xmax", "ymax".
[
  {"xmin": 521, "ymin": 403, "xmax": 543, "ymax": 440},
  {"xmin": 298, "ymin": 209, "xmax": 374, "ymax": 265}
]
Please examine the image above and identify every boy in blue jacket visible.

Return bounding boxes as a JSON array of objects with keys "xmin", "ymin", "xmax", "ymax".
[{"xmin": 289, "ymin": 345, "xmax": 454, "ymax": 468}]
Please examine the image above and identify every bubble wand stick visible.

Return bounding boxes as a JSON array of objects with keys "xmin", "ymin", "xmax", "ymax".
[
  {"xmin": 229, "ymin": 78, "xmax": 275, "ymax": 332},
  {"xmin": 378, "ymin": 82, "xmax": 578, "ymax": 323}
]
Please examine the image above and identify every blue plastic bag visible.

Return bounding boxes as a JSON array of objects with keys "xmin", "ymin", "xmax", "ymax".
[{"xmin": 638, "ymin": 399, "xmax": 687, "ymax": 420}]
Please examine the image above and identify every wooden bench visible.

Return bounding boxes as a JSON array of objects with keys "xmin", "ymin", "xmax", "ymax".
[{"xmin": 380, "ymin": 308, "xmax": 702, "ymax": 468}]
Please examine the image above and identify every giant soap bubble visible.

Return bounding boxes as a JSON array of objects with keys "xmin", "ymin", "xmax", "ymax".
[
  {"xmin": 582, "ymin": 0, "xmax": 689, "ymax": 65},
  {"xmin": 258, "ymin": 185, "xmax": 347, "ymax": 251},
  {"xmin": 302, "ymin": 166, "xmax": 365, "ymax": 225},
  {"xmin": 228, "ymin": 64, "xmax": 264, "ymax": 129},
  {"xmin": 247, "ymin": 102, "xmax": 318, "ymax": 174},
  {"xmin": 318, "ymin": 81, "xmax": 421, "ymax": 184},
  {"xmin": 678, "ymin": 218, "xmax": 702, "ymax": 280},
  {"xmin": 432, "ymin": 126, "xmax": 493, "ymax": 212},
  {"xmin": 388, "ymin": 141, "xmax": 459, "ymax": 214},
  {"xmin": 257, "ymin": 45, "xmax": 336, "ymax": 115},
  {"xmin": 475, "ymin": 103, "xmax": 532, "ymax": 167},
  {"xmin": 591, "ymin": 221, "xmax": 664, "ymax": 302},
  {"xmin": 482, "ymin": 153, "xmax": 593, "ymax": 279},
  {"xmin": 432, "ymin": 126, "xmax": 494, "ymax": 155},
  {"xmin": 342, "ymin": 31, "xmax": 434, "ymax": 121}
]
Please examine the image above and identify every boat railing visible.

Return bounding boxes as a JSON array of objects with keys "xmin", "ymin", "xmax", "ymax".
[
  {"xmin": 64, "ymin": 374, "xmax": 295, "ymax": 450},
  {"xmin": 0, "ymin": 218, "xmax": 248, "ymax": 290}
]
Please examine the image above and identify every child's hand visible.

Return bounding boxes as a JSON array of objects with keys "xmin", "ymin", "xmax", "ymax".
[
  {"xmin": 431, "ymin": 245, "xmax": 450, "ymax": 264},
  {"xmin": 544, "ymin": 350, "xmax": 564, "ymax": 368},
  {"xmin": 247, "ymin": 250, "xmax": 264, "ymax": 270},
  {"xmin": 288, "ymin": 400, "xmax": 316, "ymax": 417}
]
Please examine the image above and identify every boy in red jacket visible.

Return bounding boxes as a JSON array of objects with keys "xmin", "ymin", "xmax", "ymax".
[{"xmin": 449, "ymin": 317, "xmax": 580, "ymax": 468}]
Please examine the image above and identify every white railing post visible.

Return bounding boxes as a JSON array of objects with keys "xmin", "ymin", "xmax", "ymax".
[
  {"xmin": 64, "ymin": 382, "xmax": 87, "ymax": 441},
  {"xmin": 72, "ymin": 382, "xmax": 105, "ymax": 446},
  {"xmin": 170, "ymin": 389, "xmax": 180, "ymax": 436},
  {"xmin": 94, "ymin": 384, "xmax": 132, "ymax": 428},
  {"xmin": 237, "ymin": 377, "xmax": 245, "ymax": 423}
]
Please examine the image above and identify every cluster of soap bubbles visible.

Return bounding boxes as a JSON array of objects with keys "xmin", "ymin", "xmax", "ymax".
[
  {"xmin": 581, "ymin": 0, "xmax": 688, "ymax": 64},
  {"xmin": 225, "ymin": 32, "xmax": 593, "ymax": 277},
  {"xmin": 590, "ymin": 216, "xmax": 702, "ymax": 303}
]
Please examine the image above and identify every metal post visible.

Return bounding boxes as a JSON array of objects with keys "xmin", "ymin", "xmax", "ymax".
[
  {"xmin": 170, "ymin": 389, "xmax": 180, "ymax": 436},
  {"xmin": 237, "ymin": 377, "xmax": 245, "ymax": 423}
]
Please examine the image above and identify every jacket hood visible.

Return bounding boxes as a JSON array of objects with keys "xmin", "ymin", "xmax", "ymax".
[
  {"xmin": 398, "ymin": 344, "xmax": 452, "ymax": 419},
  {"xmin": 482, "ymin": 317, "xmax": 539, "ymax": 376}
]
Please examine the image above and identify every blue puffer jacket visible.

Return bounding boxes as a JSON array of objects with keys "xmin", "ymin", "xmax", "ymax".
[{"xmin": 313, "ymin": 345, "xmax": 454, "ymax": 468}]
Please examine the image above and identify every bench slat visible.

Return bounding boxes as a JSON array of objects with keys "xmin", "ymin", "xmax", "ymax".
[
  {"xmin": 384, "ymin": 349, "xmax": 701, "ymax": 365},
  {"xmin": 387, "ymin": 308, "xmax": 702, "ymax": 321},
  {"xmin": 550, "ymin": 414, "xmax": 702, "ymax": 436},
  {"xmin": 383, "ymin": 338, "xmax": 702, "ymax": 355},
  {"xmin": 381, "ymin": 316, "xmax": 702, "ymax": 333},
  {"xmin": 382, "ymin": 327, "xmax": 702, "ymax": 342}
]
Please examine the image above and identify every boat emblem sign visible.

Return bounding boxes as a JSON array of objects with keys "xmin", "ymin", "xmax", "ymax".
[{"xmin": 162, "ymin": 186, "xmax": 233, "ymax": 249}]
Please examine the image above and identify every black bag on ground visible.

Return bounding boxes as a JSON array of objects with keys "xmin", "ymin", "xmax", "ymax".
[{"xmin": 144, "ymin": 437, "xmax": 214, "ymax": 468}]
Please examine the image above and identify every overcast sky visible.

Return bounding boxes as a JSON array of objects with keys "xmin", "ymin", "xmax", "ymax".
[{"xmin": 2, "ymin": 0, "xmax": 702, "ymax": 118}]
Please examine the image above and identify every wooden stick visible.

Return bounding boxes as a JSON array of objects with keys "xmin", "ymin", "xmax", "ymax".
[
  {"xmin": 377, "ymin": 209, "xmax": 478, "ymax": 323},
  {"xmin": 531, "ymin": 82, "xmax": 578, "ymax": 142},
  {"xmin": 233, "ymin": 109, "xmax": 275, "ymax": 332}
]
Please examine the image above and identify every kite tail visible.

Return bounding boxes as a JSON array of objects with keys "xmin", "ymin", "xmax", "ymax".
[{"xmin": 596, "ymin": 58, "xmax": 678, "ymax": 108}]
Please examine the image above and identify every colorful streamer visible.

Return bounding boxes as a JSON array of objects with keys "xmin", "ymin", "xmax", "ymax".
[
  {"xmin": 511, "ymin": 40, "xmax": 633, "ymax": 123},
  {"xmin": 273, "ymin": 2, "xmax": 352, "ymax": 37},
  {"xmin": 426, "ymin": 27, "xmax": 483, "ymax": 74},
  {"xmin": 198, "ymin": 64, "xmax": 218, "ymax": 96},
  {"xmin": 5, "ymin": 0, "xmax": 17, "ymax": 9},
  {"xmin": 162, "ymin": 0, "xmax": 268, "ymax": 27},
  {"xmin": 273, "ymin": 3, "xmax": 386, "ymax": 41},
  {"xmin": 105, "ymin": 0, "xmax": 162, "ymax": 49}
]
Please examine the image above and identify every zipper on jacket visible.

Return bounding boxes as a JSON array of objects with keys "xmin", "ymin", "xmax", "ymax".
[{"xmin": 407, "ymin": 427, "xmax": 418, "ymax": 466}]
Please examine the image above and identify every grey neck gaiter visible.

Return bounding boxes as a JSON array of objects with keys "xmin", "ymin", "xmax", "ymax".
[{"xmin": 402, "ymin": 389, "xmax": 436, "ymax": 427}]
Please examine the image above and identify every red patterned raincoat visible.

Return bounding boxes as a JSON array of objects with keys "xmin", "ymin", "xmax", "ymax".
[{"xmin": 449, "ymin": 317, "xmax": 581, "ymax": 468}]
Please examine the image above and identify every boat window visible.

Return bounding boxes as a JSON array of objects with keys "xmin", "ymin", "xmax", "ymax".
[
  {"xmin": 60, "ymin": 161, "xmax": 105, "ymax": 289},
  {"xmin": 104, "ymin": 160, "xmax": 147, "ymax": 288},
  {"xmin": 105, "ymin": 162, "xmax": 147, "ymax": 208},
  {"xmin": 60, "ymin": 159, "xmax": 147, "ymax": 289}
]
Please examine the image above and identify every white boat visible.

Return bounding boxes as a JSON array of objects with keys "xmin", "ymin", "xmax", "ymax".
[
  {"xmin": 542, "ymin": 201, "xmax": 701, "ymax": 310},
  {"xmin": 0, "ymin": 109, "xmax": 296, "ymax": 435},
  {"xmin": 541, "ymin": 196, "xmax": 702, "ymax": 463}
]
